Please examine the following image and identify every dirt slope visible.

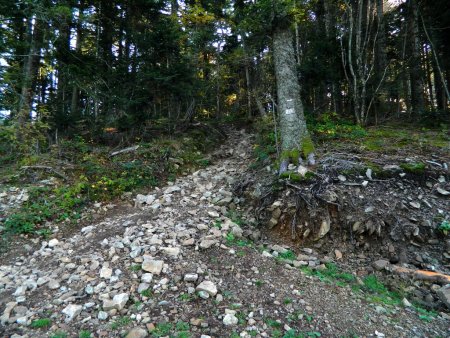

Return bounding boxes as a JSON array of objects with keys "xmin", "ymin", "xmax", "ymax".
[{"xmin": 0, "ymin": 129, "xmax": 449, "ymax": 338}]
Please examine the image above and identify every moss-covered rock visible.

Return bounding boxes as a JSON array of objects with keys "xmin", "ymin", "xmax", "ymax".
[
  {"xmin": 279, "ymin": 171, "xmax": 315, "ymax": 182},
  {"xmin": 400, "ymin": 162, "xmax": 426, "ymax": 174}
]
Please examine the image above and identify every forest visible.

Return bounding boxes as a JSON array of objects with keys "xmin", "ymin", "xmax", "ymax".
[
  {"xmin": 0, "ymin": 0, "xmax": 448, "ymax": 149},
  {"xmin": 0, "ymin": 1, "xmax": 450, "ymax": 337}
]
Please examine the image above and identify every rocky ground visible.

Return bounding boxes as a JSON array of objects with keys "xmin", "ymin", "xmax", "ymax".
[{"xmin": 0, "ymin": 129, "xmax": 449, "ymax": 338}]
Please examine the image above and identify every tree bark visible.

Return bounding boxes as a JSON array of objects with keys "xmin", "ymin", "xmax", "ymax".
[
  {"xmin": 273, "ymin": 26, "xmax": 314, "ymax": 173},
  {"xmin": 16, "ymin": 15, "xmax": 43, "ymax": 141},
  {"xmin": 407, "ymin": 0, "xmax": 425, "ymax": 115}
]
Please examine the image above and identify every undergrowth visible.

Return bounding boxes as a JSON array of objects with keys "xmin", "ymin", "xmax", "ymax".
[{"xmin": 1, "ymin": 125, "xmax": 222, "ymax": 238}]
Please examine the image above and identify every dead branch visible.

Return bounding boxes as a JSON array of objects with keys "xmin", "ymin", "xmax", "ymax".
[
  {"xmin": 20, "ymin": 166, "xmax": 68, "ymax": 181},
  {"xmin": 110, "ymin": 145, "xmax": 140, "ymax": 157}
]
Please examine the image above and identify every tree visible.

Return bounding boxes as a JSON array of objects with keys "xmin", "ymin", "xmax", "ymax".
[{"xmin": 270, "ymin": 1, "xmax": 314, "ymax": 173}]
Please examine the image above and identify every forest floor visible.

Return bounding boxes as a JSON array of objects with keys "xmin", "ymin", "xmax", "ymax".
[{"xmin": 0, "ymin": 125, "xmax": 449, "ymax": 338}]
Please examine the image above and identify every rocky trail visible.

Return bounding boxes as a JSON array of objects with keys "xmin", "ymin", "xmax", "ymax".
[{"xmin": 1, "ymin": 129, "xmax": 449, "ymax": 338}]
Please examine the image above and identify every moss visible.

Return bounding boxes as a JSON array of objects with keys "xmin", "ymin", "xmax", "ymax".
[
  {"xmin": 280, "ymin": 149, "xmax": 301, "ymax": 165},
  {"xmin": 280, "ymin": 135, "xmax": 315, "ymax": 165},
  {"xmin": 400, "ymin": 162, "xmax": 426, "ymax": 174},
  {"xmin": 301, "ymin": 135, "xmax": 315, "ymax": 158},
  {"xmin": 279, "ymin": 171, "xmax": 315, "ymax": 182}
]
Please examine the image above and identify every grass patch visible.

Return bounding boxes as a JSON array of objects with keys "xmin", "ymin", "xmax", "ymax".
[
  {"xmin": 130, "ymin": 264, "xmax": 142, "ymax": 272},
  {"xmin": 110, "ymin": 316, "xmax": 132, "ymax": 330},
  {"xmin": 278, "ymin": 250, "xmax": 296, "ymax": 261},
  {"xmin": 50, "ymin": 332, "xmax": 67, "ymax": 338},
  {"xmin": 400, "ymin": 162, "xmax": 426, "ymax": 174},
  {"xmin": 301, "ymin": 263, "xmax": 355, "ymax": 284},
  {"xmin": 225, "ymin": 232, "xmax": 252, "ymax": 247},
  {"xmin": 79, "ymin": 331, "xmax": 91, "ymax": 338},
  {"xmin": 30, "ymin": 318, "xmax": 52, "ymax": 329},
  {"xmin": 140, "ymin": 289, "xmax": 153, "ymax": 298}
]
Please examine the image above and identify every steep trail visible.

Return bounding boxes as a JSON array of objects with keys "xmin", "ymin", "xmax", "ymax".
[{"xmin": 0, "ymin": 129, "xmax": 448, "ymax": 338}]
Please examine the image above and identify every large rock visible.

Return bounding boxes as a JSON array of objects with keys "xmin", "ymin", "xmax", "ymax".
[
  {"xmin": 126, "ymin": 327, "xmax": 148, "ymax": 338},
  {"xmin": 437, "ymin": 285, "xmax": 450, "ymax": 310},
  {"xmin": 199, "ymin": 239, "xmax": 217, "ymax": 249},
  {"xmin": 161, "ymin": 247, "xmax": 181, "ymax": 258},
  {"xmin": 164, "ymin": 186, "xmax": 181, "ymax": 194},
  {"xmin": 196, "ymin": 281, "xmax": 217, "ymax": 296},
  {"xmin": 113, "ymin": 293, "xmax": 129, "ymax": 310},
  {"xmin": 100, "ymin": 266, "xmax": 113, "ymax": 279},
  {"xmin": 317, "ymin": 219, "xmax": 330, "ymax": 239},
  {"xmin": 62, "ymin": 304, "xmax": 82, "ymax": 322},
  {"xmin": 142, "ymin": 260, "xmax": 164, "ymax": 275},
  {"xmin": 373, "ymin": 259, "xmax": 389, "ymax": 271},
  {"xmin": 223, "ymin": 313, "xmax": 238, "ymax": 326}
]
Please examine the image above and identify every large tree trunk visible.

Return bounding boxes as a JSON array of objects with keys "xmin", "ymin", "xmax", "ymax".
[
  {"xmin": 16, "ymin": 15, "xmax": 43, "ymax": 141},
  {"xmin": 407, "ymin": 0, "xmax": 425, "ymax": 115},
  {"xmin": 71, "ymin": 0, "xmax": 85, "ymax": 117},
  {"xmin": 273, "ymin": 27, "xmax": 314, "ymax": 174}
]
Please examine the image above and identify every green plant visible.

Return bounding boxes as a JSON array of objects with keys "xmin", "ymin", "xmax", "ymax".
[
  {"xmin": 30, "ymin": 318, "xmax": 52, "ymax": 329},
  {"xmin": 130, "ymin": 264, "xmax": 142, "ymax": 272},
  {"xmin": 140, "ymin": 289, "xmax": 153, "ymax": 298},
  {"xmin": 265, "ymin": 318, "xmax": 282, "ymax": 328},
  {"xmin": 363, "ymin": 275, "xmax": 386, "ymax": 293},
  {"xmin": 152, "ymin": 322, "xmax": 173, "ymax": 337},
  {"xmin": 79, "ymin": 330, "xmax": 92, "ymax": 338},
  {"xmin": 175, "ymin": 321, "xmax": 190, "ymax": 331},
  {"xmin": 111, "ymin": 316, "xmax": 132, "ymax": 330},
  {"xmin": 400, "ymin": 162, "xmax": 426, "ymax": 174},
  {"xmin": 255, "ymin": 280, "xmax": 264, "ymax": 287},
  {"xmin": 415, "ymin": 306, "xmax": 438, "ymax": 322},
  {"xmin": 178, "ymin": 293, "xmax": 192, "ymax": 302},
  {"xmin": 284, "ymin": 297, "xmax": 293, "ymax": 305},
  {"xmin": 438, "ymin": 220, "xmax": 450, "ymax": 235},
  {"xmin": 50, "ymin": 332, "xmax": 68, "ymax": 338},
  {"xmin": 278, "ymin": 250, "xmax": 296, "ymax": 261}
]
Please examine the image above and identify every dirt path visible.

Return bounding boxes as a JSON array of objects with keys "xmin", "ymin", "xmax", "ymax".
[{"xmin": 0, "ymin": 129, "xmax": 448, "ymax": 338}]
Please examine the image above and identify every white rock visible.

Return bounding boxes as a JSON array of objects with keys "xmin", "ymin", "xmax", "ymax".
[
  {"xmin": 184, "ymin": 273, "xmax": 199, "ymax": 282},
  {"xmin": 161, "ymin": 247, "xmax": 181, "ymax": 257},
  {"xmin": 142, "ymin": 259, "xmax": 164, "ymax": 275},
  {"xmin": 164, "ymin": 186, "xmax": 181, "ymax": 194},
  {"xmin": 113, "ymin": 293, "xmax": 129, "ymax": 310},
  {"xmin": 223, "ymin": 313, "xmax": 238, "ymax": 326},
  {"xmin": 13, "ymin": 285, "xmax": 27, "ymax": 297},
  {"xmin": 100, "ymin": 267, "xmax": 113, "ymax": 279},
  {"xmin": 208, "ymin": 210, "xmax": 220, "ymax": 218},
  {"xmin": 199, "ymin": 239, "xmax": 217, "ymax": 249},
  {"xmin": 48, "ymin": 279, "xmax": 60, "ymax": 290},
  {"xmin": 196, "ymin": 280, "xmax": 217, "ymax": 296},
  {"xmin": 141, "ymin": 273, "xmax": 153, "ymax": 283},
  {"xmin": 98, "ymin": 311, "xmax": 108, "ymax": 320},
  {"xmin": 48, "ymin": 239, "xmax": 59, "ymax": 247},
  {"xmin": 62, "ymin": 304, "xmax": 82, "ymax": 322}
]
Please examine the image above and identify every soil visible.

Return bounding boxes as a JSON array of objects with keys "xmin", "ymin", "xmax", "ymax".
[{"xmin": 0, "ymin": 127, "xmax": 449, "ymax": 338}]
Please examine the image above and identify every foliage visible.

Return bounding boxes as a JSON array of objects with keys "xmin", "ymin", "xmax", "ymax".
[
  {"xmin": 30, "ymin": 318, "xmax": 52, "ymax": 329},
  {"xmin": 2, "ymin": 127, "xmax": 221, "ymax": 236},
  {"xmin": 438, "ymin": 220, "xmax": 450, "ymax": 235},
  {"xmin": 78, "ymin": 331, "xmax": 92, "ymax": 338},
  {"xmin": 309, "ymin": 112, "xmax": 367, "ymax": 140}
]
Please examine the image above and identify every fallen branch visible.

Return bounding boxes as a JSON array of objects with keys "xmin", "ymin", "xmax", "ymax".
[
  {"xmin": 21, "ymin": 166, "xmax": 68, "ymax": 181},
  {"xmin": 110, "ymin": 145, "xmax": 140, "ymax": 157}
]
